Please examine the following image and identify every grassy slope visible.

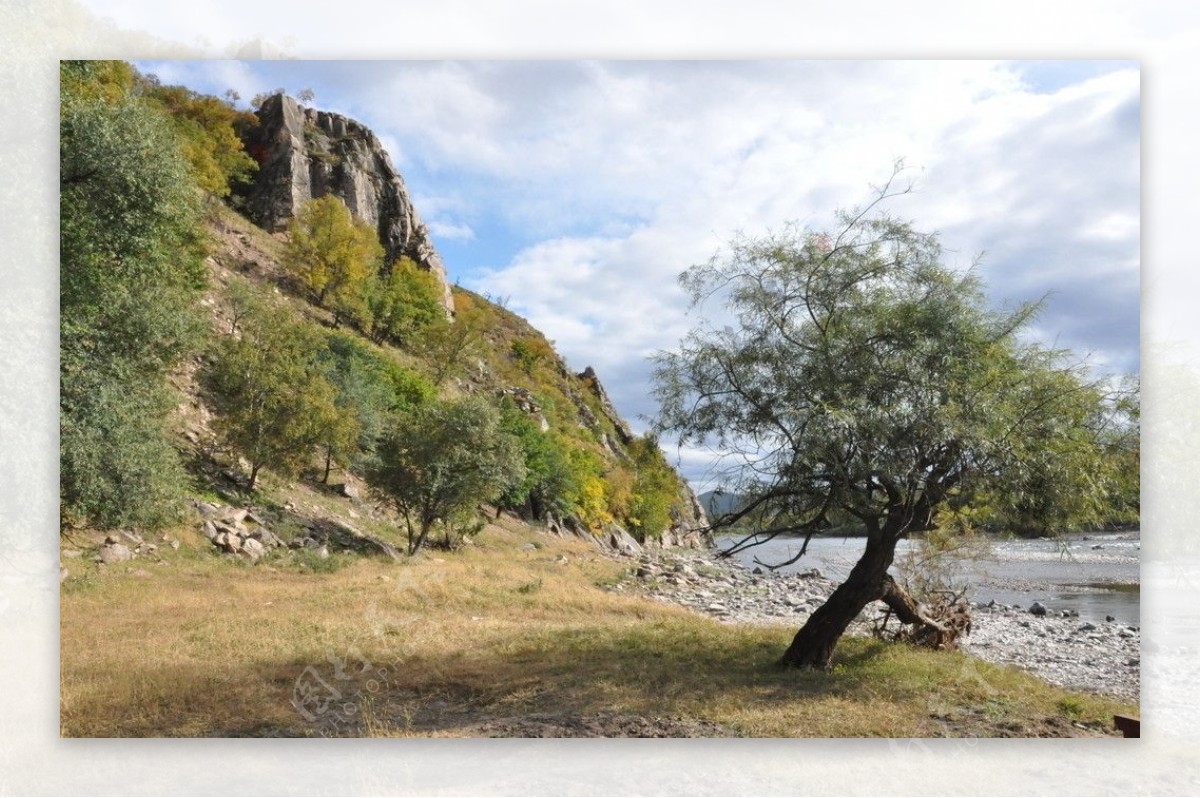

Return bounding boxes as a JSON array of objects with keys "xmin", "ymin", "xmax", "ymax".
[{"xmin": 61, "ymin": 514, "xmax": 1134, "ymax": 738}]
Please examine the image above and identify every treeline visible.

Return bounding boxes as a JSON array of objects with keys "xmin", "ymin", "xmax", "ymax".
[{"xmin": 60, "ymin": 60, "xmax": 687, "ymax": 554}]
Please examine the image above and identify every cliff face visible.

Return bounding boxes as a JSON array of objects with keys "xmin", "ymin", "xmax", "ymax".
[{"xmin": 239, "ymin": 93, "xmax": 454, "ymax": 315}]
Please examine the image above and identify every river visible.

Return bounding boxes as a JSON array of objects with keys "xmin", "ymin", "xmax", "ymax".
[{"xmin": 714, "ymin": 530, "xmax": 1141, "ymax": 625}]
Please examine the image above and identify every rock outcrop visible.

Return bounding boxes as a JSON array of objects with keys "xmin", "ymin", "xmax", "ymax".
[{"xmin": 239, "ymin": 93, "xmax": 454, "ymax": 316}]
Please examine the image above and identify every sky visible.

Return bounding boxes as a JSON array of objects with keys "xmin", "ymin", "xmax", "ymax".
[{"xmin": 135, "ymin": 59, "xmax": 1141, "ymax": 491}]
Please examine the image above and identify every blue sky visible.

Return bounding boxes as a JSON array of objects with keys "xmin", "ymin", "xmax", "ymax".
[{"xmin": 136, "ymin": 59, "xmax": 1141, "ymax": 490}]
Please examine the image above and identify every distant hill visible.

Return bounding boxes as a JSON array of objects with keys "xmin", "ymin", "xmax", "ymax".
[{"xmin": 697, "ymin": 490, "xmax": 745, "ymax": 518}]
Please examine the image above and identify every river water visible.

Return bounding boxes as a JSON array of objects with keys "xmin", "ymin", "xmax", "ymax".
[{"xmin": 715, "ymin": 530, "xmax": 1141, "ymax": 625}]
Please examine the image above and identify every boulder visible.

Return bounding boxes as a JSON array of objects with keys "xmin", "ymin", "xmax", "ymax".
[
  {"xmin": 604, "ymin": 525, "xmax": 643, "ymax": 556},
  {"xmin": 1028, "ymin": 601, "xmax": 1047, "ymax": 616},
  {"xmin": 221, "ymin": 508, "xmax": 249, "ymax": 525},
  {"xmin": 193, "ymin": 501, "xmax": 222, "ymax": 519},
  {"xmin": 247, "ymin": 528, "xmax": 284, "ymax": 548},
  {"xmin": 241, "ymin": 537, "xmax": 266, "ymax": 561},
  {"xmin": 98, "ymin": 543, "xmax": 133, "ymax": 564}
]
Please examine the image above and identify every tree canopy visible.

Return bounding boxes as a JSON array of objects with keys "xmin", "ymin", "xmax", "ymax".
[
  {"xmin": 653, "ymin": 182, "xmax": 1135, "ymax": 669},
  {"xmin": 370, "ymin": 397, "xmax": 526, "ymax": 555},
  {"xmin": 283, "ymin": 194, "xmax": 383, "ymax": 324},
  {"xmin": 60, "ymin": 60, "xmax": 208, "ymax": 531},
  {"xmin": 204, "ymin": 292, "xmax": 339, "ymax": 491}
]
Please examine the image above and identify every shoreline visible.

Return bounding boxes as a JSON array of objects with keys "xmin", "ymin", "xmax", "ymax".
[{"xmin": 620, "ymin": 545, "xmax": 1140, "ymax": 703}]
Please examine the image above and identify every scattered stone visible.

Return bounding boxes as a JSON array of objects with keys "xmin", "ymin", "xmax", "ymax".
[
  {"xmin": 316, "ymin": 545, "xmax": 330, "ymax": 560},
  {"xmin": 518, "ymin": 543, "xmax": 537, "ymax": 553},
  {"xmin": 62, "ymin": 549, "xmax": 82, "ymax": 559},
  {"xmin": 1028, "ymin": 602, "xmax": 1047, "ymax": 616},
  {"xmin": 60, "ymin": 565, "xmax": 69, "ymax": 583},
  {"xmin": 1105, "ymin": 615, "xmax": 1116, "ymax": 622},
  {"xmin": 130, "ymin": 569, "xmax": 153, "ymax": 578},
  {"xmin": 1078, "ymin": 622, "xmax": 1097, "ymax": 632},
  {"xmin": 751, "ymin": 566, "xmax": 764, "ymax": 575},
  {"xmin": 201, "ymin": 521, "xmax": 219, "ymax": 541}
]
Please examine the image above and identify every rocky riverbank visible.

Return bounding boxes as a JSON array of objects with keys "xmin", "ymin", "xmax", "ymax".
[{"xmin": 611, "ymin": 547, "xmax": 1140, "ymax": 703}]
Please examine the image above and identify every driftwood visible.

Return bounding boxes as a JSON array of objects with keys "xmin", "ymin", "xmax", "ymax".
[{"xmin": 872, "ymin": 574, "xmax": 972, "ymax": 650}]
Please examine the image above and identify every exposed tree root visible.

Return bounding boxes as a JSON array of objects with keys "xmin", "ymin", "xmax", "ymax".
[{"xmin": 873, "ymin": 574, "xmax": 972, "ymax": 650}]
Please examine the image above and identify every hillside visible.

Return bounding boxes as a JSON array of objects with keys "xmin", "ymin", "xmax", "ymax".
[{"xmin": 185, "ymin": 199, "xmax": 707, "ymax": 557}]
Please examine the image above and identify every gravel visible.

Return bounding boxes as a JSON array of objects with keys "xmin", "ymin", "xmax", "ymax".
[{"xmin": 615, "ymin": 548, "xmax": 1139, "ymax": 702}]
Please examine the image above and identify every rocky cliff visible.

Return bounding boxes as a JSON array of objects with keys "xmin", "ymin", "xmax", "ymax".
[
  {"xmin": 233, "ymin": 94, "xmax": 708, "ymax": 548},
  {"xmin": 239, "ymin": 93, "xmax": 454, "ymax": 315}
]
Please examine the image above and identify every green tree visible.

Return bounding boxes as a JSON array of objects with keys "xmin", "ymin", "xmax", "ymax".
[
  {"xmin": 60, "ymin": 60, "xmax": 207, "ymax": 532},
  {"xmin": 413, "ymin": 297, "xmax": 487, "ymax": 386},
  {"xmin": 653, "ymin": 180, "xmax": 1129, "ymax": 670},
  {"xmin": 497, "ymin": 402, "xmax": 577, "ymax": 520},
  {"xmin": 315, "ymin": 331, "xmax": 432, "ymax": 482},
  {"xmin": 205, "ymin": 295, "xmax": 338, "ymax": 490},
  {"xmin": 370, "ymin": 397, "xmax": 525, "ymax": 555},
  {"xmin": 365, "ymin": 256, "xmax": 447, "ymax": 344},
  {"xmin": 625, "ymin": 435, "xmax": 681, "ymax": 542},
  {"xmin": 283, "ymin": 195, "xmax": 383, "ymax": 323},
  {"xmin": 143, "ymin": 80, "xmax": 258, "ymax": 197}
]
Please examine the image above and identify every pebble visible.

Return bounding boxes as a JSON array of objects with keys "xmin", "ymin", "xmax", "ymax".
[{"xmin": 619, "ymin": 548, "xmax": 1139, "ymax": 703}]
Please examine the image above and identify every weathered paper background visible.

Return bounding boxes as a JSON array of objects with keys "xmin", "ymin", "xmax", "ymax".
[{"xmin": 2, "ymin": 1, "xmax": 1196, "ymax": 794}]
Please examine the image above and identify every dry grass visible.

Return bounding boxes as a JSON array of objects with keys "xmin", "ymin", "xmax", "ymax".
[{"xmin": 61, "ymin": 517, "xmax": 1135, "ymax": 738}]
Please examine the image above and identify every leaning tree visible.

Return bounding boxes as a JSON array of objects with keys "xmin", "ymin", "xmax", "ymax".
[{"xmin": 652, "ymin": 182, "xmax": 1129, "ymax": 670}]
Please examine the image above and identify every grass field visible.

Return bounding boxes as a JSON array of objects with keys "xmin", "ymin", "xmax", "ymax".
[{"xmin": 60, "ymin": 516, "xmax": 1135, "ymax": 738}]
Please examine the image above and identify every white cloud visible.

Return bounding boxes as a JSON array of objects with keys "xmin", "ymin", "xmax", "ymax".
[
  {"xmin": 130, "ymin": 58, "xmax": 1140, "ymax": 481},
  {"xmin": 427, "ymin": 220, "xmax": 476, "ymax": 241}
]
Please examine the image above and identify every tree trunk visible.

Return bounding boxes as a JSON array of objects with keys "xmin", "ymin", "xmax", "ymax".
[
  {"xmin": 779, "ymin": 534, "xmax": 897, "ymax": 670},
  {"xmin": 248, "ymin": 462, "xmax": 261, "ymax": 491}
]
